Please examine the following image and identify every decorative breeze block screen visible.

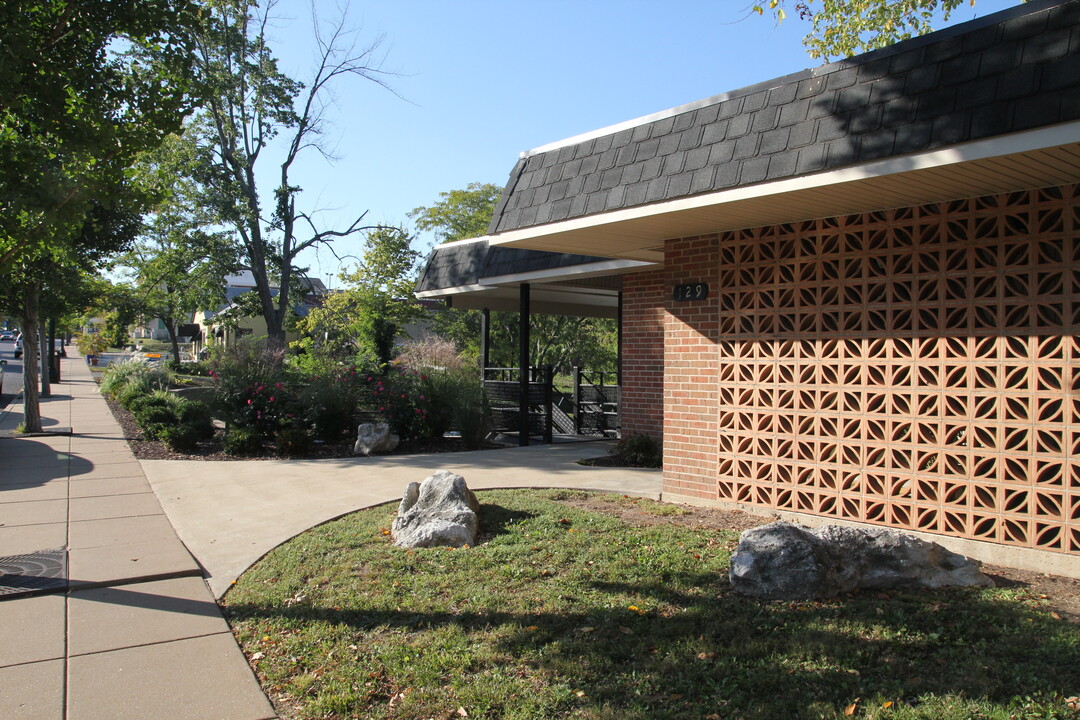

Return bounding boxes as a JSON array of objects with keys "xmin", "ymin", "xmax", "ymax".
[{"xmin": 715, "ymin": 184, "xmax": 1080, "ymax": 555}]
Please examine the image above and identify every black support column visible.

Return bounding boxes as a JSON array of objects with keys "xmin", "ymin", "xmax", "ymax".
[
  {"xmin": 480, "ymin": 307, "xmax": 490, "ymax": 372},
  {"xmin": 518, "ymin": 284, "xmax": 530, "ymax": 447}
]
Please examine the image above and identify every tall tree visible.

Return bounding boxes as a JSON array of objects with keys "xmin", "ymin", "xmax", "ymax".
[
  {"xmin": 752, "ymin": 0, "xmax": 1021, "ymax": 59},
  {"xmin": 122, "ymin": 134, "xmax": 239, "ymax": 363},
  {"xmin": 0, "ymin": 0, "xmax": 202, "ymax": 431},
  {"xmin": 409, "ymin": 182, "xmax": 503, "ymax": 246},
  {"xmin": 295, "ymin": 226, "xmax": 421, "ymax": 368},
  {"xmin": 183, "ymin": 0, "xmax": 391, "ymax": 357}
]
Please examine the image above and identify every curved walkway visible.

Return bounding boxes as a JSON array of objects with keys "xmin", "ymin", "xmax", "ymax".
[{"xmin": 142, "ymin": 441, "xmax": 662, "ymax": 598}]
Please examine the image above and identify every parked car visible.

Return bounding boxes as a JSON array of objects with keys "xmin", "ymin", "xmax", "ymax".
[
  {"xmin": 14, "ymin": 335, "xmax": 22, "ymax": 358},
  {"xmin": 0, "ymin": 332, "xmax": 13, "ymax": 342}
]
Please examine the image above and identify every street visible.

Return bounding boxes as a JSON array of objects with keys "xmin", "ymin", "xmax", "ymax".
[{"xmin": 0, "ymin": 337, "xmax": 22, "ymax": 410}]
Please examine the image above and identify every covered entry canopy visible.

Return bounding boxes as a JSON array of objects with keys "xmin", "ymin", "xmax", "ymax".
[{"xmin": 414, "ymin": 237, "xmax": 657, "ymax": 317}]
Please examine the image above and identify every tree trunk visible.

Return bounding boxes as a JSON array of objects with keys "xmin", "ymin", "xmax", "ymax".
[
  {"xmin": 21, "ymin": 282, "xmax": 42, "ymax": 433},
  {"xmin": 164, "ymin": 317, "xmax": 181, "ymax": 367}
]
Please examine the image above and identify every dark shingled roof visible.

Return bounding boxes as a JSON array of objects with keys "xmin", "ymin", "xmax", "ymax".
[
  {"xmin": 488, "ymin": 0, "xmax": 1080, "ymax": 236},
  {"xmin": 415, "ymin": 240, "xmax": 613, "ymax": 294}
]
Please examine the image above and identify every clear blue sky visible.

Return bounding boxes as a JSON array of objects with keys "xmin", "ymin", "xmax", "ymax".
[{"xmin": 264, "ymin": 0, "xmax": 1021, "ymax": 282}]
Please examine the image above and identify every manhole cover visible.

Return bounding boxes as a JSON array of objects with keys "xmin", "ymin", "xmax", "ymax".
[{"xmin": 0, "ymin": 548, "xmax": 67, "ymax": 599}]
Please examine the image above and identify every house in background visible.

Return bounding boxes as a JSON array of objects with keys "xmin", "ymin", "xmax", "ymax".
[
  {"xmin": 192, "ymin": 271, "xmax": 327, "ymax": 355},
  {"xmin": 416, "ymin": 0, "xmax": 1080, "ymax": 577}
]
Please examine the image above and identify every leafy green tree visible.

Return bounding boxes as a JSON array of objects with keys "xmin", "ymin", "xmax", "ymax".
[
  {"xmin": 409, "ymin": 182, "xmax": 503, "ymax": 245},
  {"xmin": 122, "ymin": 135, "xmax": 239, "ymax": 363},
  {"xmin": 752, "ymin": 0, "xmax": 1022, "ymax": 59},
  {"xmin": 295, "ymin": 227, "xmax": 421, "ymax": 369},
  {"xmin": 179, "ymin": 0, "xmax": 392, "ymax": 358},
  {"xmin": 0, "ymin": 0, "xmax": 201, "ymax": 431}
]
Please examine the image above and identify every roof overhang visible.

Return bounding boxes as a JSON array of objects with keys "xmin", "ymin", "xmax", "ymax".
[
  {"xmin": 416, "ymin": 257, "xmax": 656, "ymax": 318},
  {"xmin": 487, "ymin": 121, "xmax": 1080, "ymax": 259}
]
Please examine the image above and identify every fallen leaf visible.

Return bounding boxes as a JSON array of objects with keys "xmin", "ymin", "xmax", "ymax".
[
  {"xmin": 1050, "ymin": 611, "xmax": 1062, "ymax": 620},
  {"xmin": 457, "ymin": 707, "xmax": 469, "ymax": 717},
  {"xmin": 883, "ymin": 701, "xmax": 894, "ymax": 709},
  {"xmin": 579, "ymin": 627, "xmax": 596, "ymax": 633},
  {"xmin": 575, "ymin": 690, "xmax": 586, "ymax": 698},
  {"xmin": 251, "ymin": 652, "xmax": 265, "ymax": 661},
  {"xmin": 844, "ymin": 698, "xmax": 859, "ymax": 715},
  {"xmin": 619, "ymin": 626, "xmax": 632, "ymax": 635}
]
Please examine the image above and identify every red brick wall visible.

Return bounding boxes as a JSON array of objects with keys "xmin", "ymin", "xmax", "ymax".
[
  {"xmin": 663, "ymin": 235, "xmax": 721, "ymax": 502},
  {"xmin": 620, "ymin": 269, "xmax": 666, "ymax": 440}
]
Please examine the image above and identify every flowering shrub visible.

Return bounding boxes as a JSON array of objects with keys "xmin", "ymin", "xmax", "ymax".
[
  {"xmin": 214, "ymin": 377, "xmax": 299, "ymax": 437},
  {"xmin": 222, "ymin": 427, "xmax": 263, "ymax": 456},
  {"xmin": 299, "ymin": 364, "xmax": 364, "ymax": 442},
  {"xmin": 364, "ymin": 368, "xmax": 436, "ymax": 441}
]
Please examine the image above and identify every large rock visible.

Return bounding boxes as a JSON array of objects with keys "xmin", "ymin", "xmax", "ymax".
[
  {"xmin": 729, "ymin": 521, "xmax": 993, "ymax": 600},
  {"xmin": 353, "ymin": 422, "xmax": 399, "ymax": 456},
  {"xmin": 391, "ymin": 470, "xmax": 480, "ymax": 548}
]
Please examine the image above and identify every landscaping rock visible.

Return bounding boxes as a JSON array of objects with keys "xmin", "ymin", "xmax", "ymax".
[
  {"xmin": 353, "ymin": 422, "xmax": 399, "ymax": 456},
  {"xmin": 391, "ymin": 470, "xmax": 480, "ymax": 548},
  {"xmin": 729, "ymin": 521, "xmax": 993, "ymax": 600}
]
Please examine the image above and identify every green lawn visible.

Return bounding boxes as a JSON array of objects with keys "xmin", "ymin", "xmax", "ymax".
[{"xmin": 223, "ymin": 489, "xmax": 1080, "ymax": 720}]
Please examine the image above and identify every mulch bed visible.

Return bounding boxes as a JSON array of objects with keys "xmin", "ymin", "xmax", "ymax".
[{"xmin": 102, "ymin": 393, "xmax": 497, "ymax": 462}]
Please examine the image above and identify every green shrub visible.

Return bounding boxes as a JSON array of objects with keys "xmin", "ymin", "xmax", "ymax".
[
  {"xmin": 100, "ymin": 358, "xmax": 150, "ymax": 397},
  {"xmin": 128, "ymin": 389, "xmax": 180, "ymax": 415},
  {"xmin": 177, "ymin": 400, "xmax": 216, "ymax": 441},
  {"xmin": 102, "ymin": 358, "xmax": 172, "ymax": 408},
  {"xmin": 427, "ymin": 368, "xmax": 490, "ymax": 449},
  {"xmin": 134, "ymin": 405, "xmax": 178, "ymax": 440},
  {"xmin": 365, "ymin": 369, "xmax": 434, "ymax": 441},
  {"xmin": 222, "ymin": 427, "xmax": 264, "ymax": 456},
  {"xmin": 298, "ymin": 367, "xmax": 364, "ymax": 442},
  {"xmin": 613, "ymin": 433, "xmax": 663, "ymax": 468},
  {"xmin": 115, "ymin": 376, "xmax": 156, "ymax": 410},
  {"xmin": 276, "ymin": 427, "xmax": 313, "ymax": 457},
  {"xmin": 160, "ymin": 423, "xmax": 202, "ymax": 452}
]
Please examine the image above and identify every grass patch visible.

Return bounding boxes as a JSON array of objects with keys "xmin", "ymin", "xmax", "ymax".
[{"xmin": 223, "ymin": 489, "xmax": 1080, "ymax": 720}]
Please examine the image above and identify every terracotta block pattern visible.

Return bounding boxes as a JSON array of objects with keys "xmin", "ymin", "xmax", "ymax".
[
  {"xmin": 621, "ymin": 269, "xmax": 667, "ymax": 440},
  {"xmin": 704, "ymin": 183, "xmax": 1080, "ymax": 554}
]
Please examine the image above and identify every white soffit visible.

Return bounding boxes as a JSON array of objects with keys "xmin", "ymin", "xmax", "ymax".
[{"xmin": 489, "ymin": 122, "xmax": 1080, "ymax": 256}]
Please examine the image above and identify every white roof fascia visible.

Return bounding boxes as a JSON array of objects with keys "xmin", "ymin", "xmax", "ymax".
[
  {"xmin": 415, "ymin": 283, "xmax": 490, "ymax": 299},
  {"xmin": 481, "ymin": 258, "xmax": 657, "ymax": 287}
]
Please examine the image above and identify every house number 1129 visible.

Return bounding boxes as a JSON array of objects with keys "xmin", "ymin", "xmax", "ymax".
[{"xmin": 673, "ymin": 282, "xmax": 709, "ymax": 302}]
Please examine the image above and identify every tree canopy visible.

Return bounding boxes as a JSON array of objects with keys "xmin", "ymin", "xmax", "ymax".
[
  {"xmin": 409, "ymin": 182, "xmax": 503, "ymax": 245},
  {"xmin": 752, "ymin": 0, "xmax": 1023, "ymax": 60},
  {"xmin": 175, "ymin": 0, "xmax": 393, "ymax": 356}
]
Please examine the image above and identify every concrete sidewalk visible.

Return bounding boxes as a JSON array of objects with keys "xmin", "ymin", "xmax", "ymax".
[
  {"xmin": 0, "ymin": 356, "xmax": 276, "ymax": 720},
  {"xmin": 1, "ymin": 354, "xmax": 661, "ymax": 719}
]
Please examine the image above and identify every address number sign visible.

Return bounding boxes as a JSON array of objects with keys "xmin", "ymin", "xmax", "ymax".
[{"xmin": 672, "ymin": 282, "xmax": 709, "ymax": 302}]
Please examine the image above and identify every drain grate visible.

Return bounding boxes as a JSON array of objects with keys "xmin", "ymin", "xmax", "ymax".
[{"xmin": 0, "ymin": 548, "xmax": 67, "ymax": 599}]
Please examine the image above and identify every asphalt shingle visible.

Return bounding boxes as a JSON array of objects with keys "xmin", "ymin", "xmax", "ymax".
[{"xmin": 487, "ymin": 0, "xmax": 1080, "ymax": 236}]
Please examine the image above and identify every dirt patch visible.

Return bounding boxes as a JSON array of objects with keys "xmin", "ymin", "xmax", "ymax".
[{"xmin": 556, "ymin": 493, "xmax": 1080, "ymax": 624}]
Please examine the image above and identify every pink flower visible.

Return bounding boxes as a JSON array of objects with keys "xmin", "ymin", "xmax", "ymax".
[
  {"xmin": 275, "ymin": 382, "xmax": 283, "ymax": 389},
  {"xmin": 247, "ymin": 399, "xmax": 252, "ymax": 405},
  {"xmin": 269, "ymin": 396, "xmax": 275, "ymax": 402},
  {"xmin": 257, "ymin": 385, "xmax": 264, "ymax": 392},
  {"xmin": 379, "ymin": 406, "xmax": 385, "ymax": 412},
  {"xmin": 419, "ymin": 395, "xmax": 425, "ymax": 400}
]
